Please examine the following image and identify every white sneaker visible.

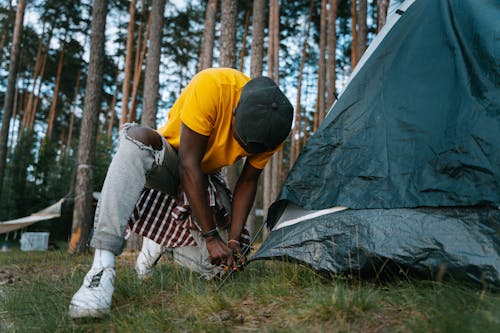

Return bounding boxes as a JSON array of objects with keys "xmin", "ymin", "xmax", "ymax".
[
  {"xmin": 135, "ymin": 237, "xmax": 163, "ymax": 280},
  {"xmin": 68, "ymin": 267, "xmax": 115, "ymax": 318}
]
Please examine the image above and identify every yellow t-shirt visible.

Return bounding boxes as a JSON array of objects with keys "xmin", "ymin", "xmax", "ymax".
[{"xmin": 157, "ymin": 68, "xmax": 275, "ymax": 174}]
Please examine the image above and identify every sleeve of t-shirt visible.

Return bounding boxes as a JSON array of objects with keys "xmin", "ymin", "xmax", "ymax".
[{"xmin": 179, "ymin": 71, "xmax": 220, "ymax": 136}]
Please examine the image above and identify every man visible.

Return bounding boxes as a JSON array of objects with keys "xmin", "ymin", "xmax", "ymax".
[{"xmin": 68, "ymin": 68, "xmax": 294, "ymax": 318}]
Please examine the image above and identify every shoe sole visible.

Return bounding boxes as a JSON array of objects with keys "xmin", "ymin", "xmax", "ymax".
[{"xmin": 68, "ymin": 304, "xmax": 110, "ymax": 319}]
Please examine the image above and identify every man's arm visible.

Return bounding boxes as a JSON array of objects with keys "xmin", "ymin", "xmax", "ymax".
[
  {"xmin": 228, "ymin": 161, "xmax": 262, "ymax": 246},
  {"xmin": 178, "ymin": 124, "xmax": 233, "ymax": 267}
]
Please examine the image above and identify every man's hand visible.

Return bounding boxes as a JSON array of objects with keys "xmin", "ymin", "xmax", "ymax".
[
  {"xmin": 205, "ymin": 235, "xmax": 234, "ymax": 267},
  {"xmin": 227, "ymin": 240, "xmax": 247, "ymax": 270}
]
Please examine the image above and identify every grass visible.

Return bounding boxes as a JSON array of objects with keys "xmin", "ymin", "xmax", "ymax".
[{"xmin": 1, "ymin": 243, "xmax": 500, "ymax": 332}]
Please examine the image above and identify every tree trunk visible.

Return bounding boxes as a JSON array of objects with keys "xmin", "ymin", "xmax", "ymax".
[
  {"xmin": 66, "ymin": 70, "xmax": 81, "ymax": 155},
  {"xmin": 220, "ymin": 0, "xmax": 239, "ymax": 189},
  {"xmin": 129, "ymin": 12, "xmax": 151, "ymax": 123},
  {"xmin": 142, "ymin": 0, "xmax": 166, "ymax": 128},
  {"xmin": 377, "ymin": 0, "xmax": 390, "ymax": 32},
  {"xmin": 315, "ymin": 0, "xmax": 327, "ymax": 131},
  {"xmin": 238, "ymin": 6, "xmax": 251, "ymax": 72},
  {"xmin": 290, "ymin": 0, "xmax": 314, "ymax": 168},
  {"xmin": 327, "ymin": 0, "xmax": 338, "ymax": 108},
  {"xmin": 26, "ymin": 30, "xmax": 52, "ymax": 131},
  {"xmin": 262, "ymin": 0, "xmax": 281, "ymax": 239},
  {"xmin": 357, "ymin": 0, "xmax": 367, "ymax": 59},
  {"xmin": 120, "ymin": 0, "xmax": 137, "ymax": 127},
  {"xmin": 199, "ymin": 0, "xmax": 217, "ymax": 71},
  {"xmin": 106, "ymin": 73, "xmax": 119, "ymax": 138},
  {"xmin": 0, "ymin": 0, "xmax": 25, "ymax": 203},
  {"xmin": 220, "ymin": 0, "xmax": 237, "ymax": 68},
  {"xmin": 250, "ymin": 0, "xmax": 265, "ymax": 78},
  {"xmin": 245, "ymin": 0, "xmax": 266, "ymax": 238},
  {"xmin": 45, "ymin": 37, "xmax": 66, "ymax": 141},
  {"xmin": 22, "ymin": 21, "xmax": 45, "ymax": 129},
  {"xmin": 69, "ymin": 0, "xmax": 108, "ymax": 255},
  {"xmin": 351, "ymin": 0, "xmax": 358, "ymax": 69}
]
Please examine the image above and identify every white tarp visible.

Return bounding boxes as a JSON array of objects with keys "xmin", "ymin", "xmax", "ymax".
[{"xmin": 0, "ymin": 199, "xmax": 63, "ymax": 234}]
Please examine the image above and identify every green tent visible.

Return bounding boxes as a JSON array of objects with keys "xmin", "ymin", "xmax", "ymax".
[{"xmin": 254, "ymin": 0, "xmax": 500, "ymax": 288}]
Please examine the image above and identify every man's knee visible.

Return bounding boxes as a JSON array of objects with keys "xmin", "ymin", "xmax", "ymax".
[{"xmin": 126, "ymin": 125, "xmax": 163, "ymax": 150}]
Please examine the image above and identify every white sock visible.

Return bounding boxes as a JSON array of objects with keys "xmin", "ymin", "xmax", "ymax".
[{"xmin": 91, "ymin": 249, "xmax": 115, "ymax": 269}]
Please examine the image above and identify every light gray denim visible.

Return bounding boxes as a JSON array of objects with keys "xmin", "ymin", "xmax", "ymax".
[{"xmin": 90, "ymin": 123, "xmax": 179, "ymax": 255}]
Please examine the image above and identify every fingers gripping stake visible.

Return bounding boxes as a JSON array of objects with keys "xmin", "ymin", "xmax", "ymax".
[{"xmin": 216, "ymin": 221, "xmax": 267, "ymax": 290}]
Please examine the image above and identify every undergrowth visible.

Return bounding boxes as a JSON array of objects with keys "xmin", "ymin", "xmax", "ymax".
[{"xmin": 1, "ymin": 245, "xmax": 499, "ymax": 332}]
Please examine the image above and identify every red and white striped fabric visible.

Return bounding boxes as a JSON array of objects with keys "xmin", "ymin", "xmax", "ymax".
[{"xmin": 127, "ymin": 173, "xmax": 250, "ymax": 249}]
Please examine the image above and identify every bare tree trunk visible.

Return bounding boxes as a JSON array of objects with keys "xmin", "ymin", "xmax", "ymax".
[
  {"xmin": 27, "ymin": 32, "xmax": 52, "ymax": 131},
  {"xmin": 238, "ymin": 6, "xmax": 251, "ymax": 72},
  {"xmin": 129, "ymin": 12, "xmax": 151, "ymax": 123},
  {"xmin": 220, "ymin": 0, "xmax": 239, "ymax": 189},
  {"xmin": 357, "ymin": 0, "xmax": 367, "ymax": 59},
  {"xmin": 246, "ymin": 0, "xmax": 266, "ymax": 238},
  {"xmin": 69, "ymin": 0, "xmax": 108, "ymax": 255},
  {"xmin": 199, "ymin": 0, "xmax": 217, "ymax": 71},
  {"xmin": 315, "ymin": 0, "xmax": 327, "ymax": 131},
  {"xmin": 120, "ymin": 0, "xmax": 137, "ymax": 127},
  {"xmin": 106, "ymin": 74, "xmax": 119, "ymax": 138},
  {"xmin": 22, "ymin": 22, "xmax": 45, "ymax": 128},
  {"xmin": 66, "ymin": 70, "xmax": 81, "ymax": 155},
  {"xmin": 142, "ymin": 0, "xmax": 166, "ymax": 128},
  {"xmin": 262, "ymin": 0, "xmax": 281, "ymax": 239},
  {"xmin": 351, "ymin": 0, "xmax": 358, "ymax": 69},
  {"xmin": 290, "ymin": 0, "xmax": 314, "ymax": 169},
  {"xmin": 327, "ymin": 0, "xmax": 338, "ymax": 108},
  {"xmin": 220, "ymin": 0, "xmax": 237, "ymax": 68},
  {"xmin": 270, "ymin": 0, "xmax": 280, "ymax": 205},
  {"xmin": 0, "ymin": 0, "xmax": 25, "ymax": 202},
  {"xmin": 377, "ymin": 0, "xmax": 390, "ymax": 32},
  {"xmin": 45, "ymin": 37, "xmax": 66, "ymax": 141}
]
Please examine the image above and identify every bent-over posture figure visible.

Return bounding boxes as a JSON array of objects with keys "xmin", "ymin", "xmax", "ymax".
[{"xmin": 68, "ymin": 68, "xmax": 293, "ymax": 318}]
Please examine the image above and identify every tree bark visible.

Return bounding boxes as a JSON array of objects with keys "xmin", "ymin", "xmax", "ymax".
[
  {"xmin": 45, "ymin": 37, "xmax": 66, "ymax": 141},
  {"xmin": 327, "ymin": 0, "xmax": 338, "ymax": 108},
  {"xmin": 120, "ymin": 0, "xmax": 137, "ymax": 126},
  {"xmin": 246, "ymin": 0, "xmax": 266, "ymax": 238},
  {"xmin": 357, "ymin": 0, "xmax": 367, "ymax": 59},
  {"xmin": 290, "ymin": 0, "xmax": 314, "ymax": 168},
  {"xmin": 238, "ymin": 6, "xmax": 251, "ymax": 72},
  {"xmin": 220, "ymin": 0, "xmax": 237, "ymax": 68},
  {"xmin": 141, "ymin": 0, "xmax": 165, "ymax": 128},
  {"xmin": 69, "ymin": 0, "xmax": 108, "ymax": 254},
  {"xmin": 250, "ymin": 0, "xmax": 265, "ymax": 78},
  {"xmin": 351, "ymin": 0, "xmax": 358, "ymax": 69},
  {"xmin": 66, "ymin": 70, "xmax": 81, "ymax": 155},
  {"xmin": 199, "ymin": 0, "xmax": 217, "ymax": 71},
  {"xmin": 0, "ymin": 0, "xmax": 25, "ymax": 202},
  {"xmin": 129, "ymin": 12, "xmax": 151, "ymax": 123},
  {"xmin": 220, "ymin": 0, "xmax": 239, "ymax": 189},
  {"xmin": 26, "ymin": 30, "xmax": 52, "ymax": 131},
  {"xmin": 315, "ymin": 0, "xmax": 327, "ymax": 131},
  {"xmin": 377, "ymin": 0, "xmax": 390, "ymax": 32}
]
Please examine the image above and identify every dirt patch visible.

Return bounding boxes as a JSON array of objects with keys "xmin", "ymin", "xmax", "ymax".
[{"xmin": 0, "ymin": 270, "xmax": 17, "ymax": 285}]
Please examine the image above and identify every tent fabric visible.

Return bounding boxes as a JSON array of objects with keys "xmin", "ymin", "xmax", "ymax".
[
  {"xmin": 254, "ymin": 0, "xmax": 500, "ymax": 288},
  {"xmin": 0, "ymin": 199, "xmax": 63, "ymax": 234},
  {"xmin": 255, "ymin": 205, "xmax": 500, "ymax": 287},
  {"xmin": 270, "ymin": 0, "xmax": 499, "ymax": 221}
]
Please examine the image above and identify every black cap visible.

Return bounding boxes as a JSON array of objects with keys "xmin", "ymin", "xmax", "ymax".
[{"xmin": 234, "ymin": 77, "xmax": 293, "ymax": 153}]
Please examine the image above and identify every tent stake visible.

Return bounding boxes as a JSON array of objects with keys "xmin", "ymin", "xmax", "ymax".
[{"xmin": 217, "ymin": 220, "xmax": 267, "ymax": 291}]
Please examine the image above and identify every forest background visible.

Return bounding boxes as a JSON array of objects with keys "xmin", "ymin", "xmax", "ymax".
[{"xmin": 0, "ymin": 0, "xmax": 392, "ymax": 252}]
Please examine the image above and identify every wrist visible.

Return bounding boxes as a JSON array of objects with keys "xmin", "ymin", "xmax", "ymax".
[{"xmin": 202, "ymin": 227, "xmax": 218, "ymax": 239}]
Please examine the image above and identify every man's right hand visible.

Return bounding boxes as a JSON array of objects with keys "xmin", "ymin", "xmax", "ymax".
[{"xmin": 205, "ymin": 235, "xmax": 234, "ymax": 267}]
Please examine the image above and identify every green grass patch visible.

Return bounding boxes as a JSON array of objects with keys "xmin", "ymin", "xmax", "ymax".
[{"xmin": 1, "ymin": 245, "xmax": 500, "ymax": 332}]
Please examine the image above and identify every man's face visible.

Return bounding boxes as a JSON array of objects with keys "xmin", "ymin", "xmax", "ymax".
[{"xmin": 232, "ymin": 115, "xmax": 272, "ymax": 154}]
